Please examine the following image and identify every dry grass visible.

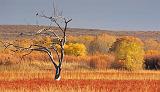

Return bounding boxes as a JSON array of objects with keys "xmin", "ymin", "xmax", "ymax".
[
  {"xmin": 0, "ymin": 51, "xmax": 115, "ymax": 70},
  {"xmin": 0, "ymin": 77, "xmax": 159, "ymax": 92},
  {"xmin": 0, "ymin": 70, "xmax": 160, "ymax": 81},
  {"xmin": 0, "ymin": 51, "xmax": 159, "ymax": 92},
  {"xmin": 0, "ymin": 69, "xmax": 159, "ymax": 92}
]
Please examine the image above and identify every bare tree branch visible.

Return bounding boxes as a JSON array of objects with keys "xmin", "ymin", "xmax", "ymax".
[
  {"xmin": 2, "ymin": 42, "xmax": 58, "ymax": 68},
  {"xmin": 1, "ymin": 0, "xmax": 72, "ymax": 80},
  {"xmin": 51, "ymin": 45, "xmax": 61, "ymax": 63}
]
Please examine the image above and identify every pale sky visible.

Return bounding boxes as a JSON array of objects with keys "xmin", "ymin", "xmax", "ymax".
[{"xmin": 0, "ymin": 0, "xmax": 160, "ymax": 30}]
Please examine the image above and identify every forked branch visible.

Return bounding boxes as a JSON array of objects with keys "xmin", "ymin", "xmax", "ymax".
[{"xmin": 1, "ymin": 0, "xmax": 72, "ymax": 80}]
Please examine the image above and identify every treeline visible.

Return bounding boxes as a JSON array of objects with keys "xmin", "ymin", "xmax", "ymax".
[{"xmin": 0, "ymin": 33, "xmax": 160, "ymax": 70}]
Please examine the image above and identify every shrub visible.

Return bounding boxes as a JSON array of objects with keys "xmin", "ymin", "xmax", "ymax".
[
  {"xmin": 144, "ymin": 50, "xmax": 160, "ymax": 70},
  {"xmin": 65, "ymin": 43, "xmax": 87, "ymax": 56},
  {"xmin": 89, "ymin": 33, "xmax": 116, "ymax": 54},
  {"xmin": 67, "ymin": 34, "xmax": 116, "ymax": 54},
  {"xmin": 63, "ymin": 54, "xmax": 115, "ymax": 69},
  {"xmin": 144, "ymin": 39, "xmax": 160, "ymax": 50},
  {"xmin": 67, "ymin": 35, "xmax": 95, "ymax": 53},
  {"xmin": 57, "ymin": 43, "xmax": 87, "ymax": 56},
  {"xmin": 88, "ymin": 54, "xmax": 115, "ymax": 69},
  {"xmin": 111, "ymin": 36, "xmax": 145, "ymax": 70}
]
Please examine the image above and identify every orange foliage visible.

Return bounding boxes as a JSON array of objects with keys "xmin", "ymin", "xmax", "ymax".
[
  {"xmin": 64, "ymin": 54, "xmax": 115, "ymax": 69},
  {"xmin": 0, "ymin": 50, "xmax": 115, "ymax": 69},
  {"xmin": 88, "ymin": 54, "xmax": 115, "ymax": 69},
  {"xmin": 145, "ymin": 50, "xmax": 160, "ymax": 56}
]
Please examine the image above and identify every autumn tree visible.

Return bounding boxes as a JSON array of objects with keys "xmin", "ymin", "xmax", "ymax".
[
  {"xmin": 64, "ymin": 43, "xmax": 86, "ymax": 56},
  {"xmin": 144, "ymin": 38, "xmax": 160, "ymax": 50},
  {"xmin": 89, "ymin": 33, "xmax": 116, "ymax": 54},
  {"xmin": 67, "ymin": 35, "xmax": 94, "ymax": 53},
  {"xmin": 1, "ymin": 0, "xmax": 72, "ymax": 80},
  {"xmin": 111, "ymin": 36, "xmax": 144, "ymax": 70}
]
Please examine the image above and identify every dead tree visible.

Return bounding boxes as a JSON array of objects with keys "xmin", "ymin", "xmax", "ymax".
[{"xmin": 1, "ymin": 0, "xmax": 72, "ymax": 80}]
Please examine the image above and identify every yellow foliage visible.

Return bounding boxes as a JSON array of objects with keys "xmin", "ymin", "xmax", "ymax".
[
  {"xmin": 67, "ymin": 35, "xmax": 94, "ymax": 53},
  {"xmin": 65, "ymin": 43, "xmax": 87, "ymax": 56},
  {"xmin": 113, "ymin": 36, "xmax": 144, "ymax": 70},
  {"xmin": 117, "ymin": 36, "xmax": 144, "ymax": 45},
  {"xmin": 42, "ymin": 36, "xmax": 52, "ymax": 47},
  {"xmin": 57, "ymin": 43, "xmax": 87, "ymax": 56},
  {"xmin": 68, "ymin": 34, "xmax": 116, "ymax": 54}
]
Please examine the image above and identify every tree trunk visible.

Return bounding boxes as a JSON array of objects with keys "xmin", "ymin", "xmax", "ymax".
[{"xmin": 54, "ymin": 66, "xmax": 61, "ymax": 81}]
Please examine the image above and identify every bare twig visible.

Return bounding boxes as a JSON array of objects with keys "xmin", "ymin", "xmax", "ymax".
[{"xmin": 1, "ymin": 0, "xmax": 72, "ymax": 80}]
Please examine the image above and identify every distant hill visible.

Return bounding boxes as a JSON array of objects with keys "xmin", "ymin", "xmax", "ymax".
[{"xmin": 0, "ymin": 25, "xmax": 160, "ymax": 41}]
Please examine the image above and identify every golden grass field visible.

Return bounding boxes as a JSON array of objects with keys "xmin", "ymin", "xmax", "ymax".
[
  {"xmin": 0, "ymin": 52, "xmax": 159, "ymax": 92},
  {"xmin": 0, "ymin": 47, "xmax": 159, "ymax": 92},
  {"xmin": 0, "ymin": 25, "xmax": 160, "ymax": 92},
  {"xmin": 0, "ymin": 70, "xmax": 160, "ymax": 92}
]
